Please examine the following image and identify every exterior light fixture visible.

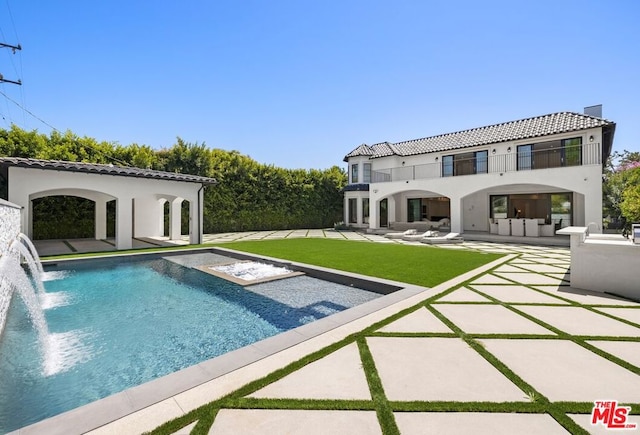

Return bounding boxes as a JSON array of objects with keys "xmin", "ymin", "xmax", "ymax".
[
  {"xmin": 492, "ymin": 149, "xmax": 496, "ymax": 154},
  {"xmin": 435, "ymin": 157, "xmax": 439, "ymax": 161},
  {"xmin": 507, "ymin": 147, "xmax": 511, "ymax": 153},
  {"xmin": 589, "ymin": 135, "xmax": 594, "ymax": 142}
]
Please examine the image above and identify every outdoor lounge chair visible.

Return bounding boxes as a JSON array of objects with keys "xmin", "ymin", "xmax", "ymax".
[
  {"xmin": 402, "ymin": 230, "xmax": 438, "ymax": 241},
  {"xmin": 384, "ymin": 229, "xmax": 418, "ymax": 239},
  {"xmin": 420, "ymin": 232, "xmax": 464, "ymax": 244}
]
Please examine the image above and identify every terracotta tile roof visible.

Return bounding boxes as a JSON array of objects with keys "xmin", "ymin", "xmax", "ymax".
[
  {"xmin": 345, "ymin": 112, "xmax": 615, "ymax": 161},
  {"xmin": 0, "ymin": 157, "xmax": 218, "ymax": 184}
]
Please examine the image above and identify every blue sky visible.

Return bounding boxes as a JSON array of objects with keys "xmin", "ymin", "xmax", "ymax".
[{"xmin": 0, "ymin": 0, "xmax": 638, "ymax": 169}]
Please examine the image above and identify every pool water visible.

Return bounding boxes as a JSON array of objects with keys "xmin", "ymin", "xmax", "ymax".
[{"xmin": 0, "ymin": 254, "xmax": 380, "ymax": 432}]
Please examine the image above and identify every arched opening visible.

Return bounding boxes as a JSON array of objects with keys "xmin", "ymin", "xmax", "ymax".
[
  {"xmin": 163, "ymin": 200, "xmax": 170, "ymax": 237},
  {"xmin": 32, "ymin": 196, "xmax": 94, "ymax": 240}
]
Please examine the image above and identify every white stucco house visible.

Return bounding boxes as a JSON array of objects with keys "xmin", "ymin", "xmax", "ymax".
[
  {"xmin": 0, "ymin": 158, "xmax": 217, "ymax": 250},
  {"xmin": 343, "ymin": 107, "xmax": 616, "ymax": 237}
]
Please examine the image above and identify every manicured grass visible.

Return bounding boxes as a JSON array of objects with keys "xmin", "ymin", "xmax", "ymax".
[{"xmin": 221, "ymin": 238, "xmax": 502, "ymax": 288}]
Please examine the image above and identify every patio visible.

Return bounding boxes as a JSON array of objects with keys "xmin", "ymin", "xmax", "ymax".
[{"xmin": 21, "ymin": 231, "xmax": 640, "ymax": 435}]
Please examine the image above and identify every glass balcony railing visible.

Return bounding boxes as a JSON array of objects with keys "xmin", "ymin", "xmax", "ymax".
[{"xmin": 370, "ymin": 143, "xmax": 601, "ymax": 183}]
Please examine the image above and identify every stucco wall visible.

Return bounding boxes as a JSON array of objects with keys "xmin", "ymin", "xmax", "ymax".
[
  {"xmin": 561, "ymin": 228, "xmax": 640, "ymax": 301},
  {"xmin": 7, "ymin": 167, "xmax": 203, "ymax": 248}
]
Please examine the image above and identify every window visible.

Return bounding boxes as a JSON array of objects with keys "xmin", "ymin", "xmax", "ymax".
[
  {"xmin": 475, "ymin": 150, "xmax": 488, "ymax": 174},
  {"xmin": 351, "ymin": 164, "xmax": 358, "ymax": 183},
  {"xmin": 562, "ymin": 138, "xmax": 582, "ymax": 166},
  {"xmin": 442, "ymin": 155, "xmax": 453, "ymax": 177},
  {"xmin": 442, "ymin": 151, "xmax": 487, "ymax": 176},
  {"xmin": 363, "ymin": 163, "xmax": 371, "ymax": 183},
  {"xmin": 408, "ymin": 198, "xmax": 421, "ymax": 222},
  {"xmin": 348, "ymin": 198, "xmax": 357, "ymax": 223},
  {"xmin": 517, "ymin": 145, "xmax": 533, "ymax": 170},
  {"xmin": 363, "ymin": 198, "xmax": 370, "ymax": 223},
  {"xmin": 517, "ymin": 137, "xmax": 582, "ymax": 170},
  {"xmin": 490, "ymin": 195, "xmax": 508, "ymax": 219}
]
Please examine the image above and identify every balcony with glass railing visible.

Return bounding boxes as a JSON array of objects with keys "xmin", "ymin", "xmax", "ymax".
[{"xmin": 370, "ymin": 142, "xmax": 601, "ymax": 183}]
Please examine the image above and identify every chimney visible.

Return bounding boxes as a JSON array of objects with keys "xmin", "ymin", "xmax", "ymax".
[{"xmin": 584, "ymin": 104, "xmax": 603, "ymax": 118}]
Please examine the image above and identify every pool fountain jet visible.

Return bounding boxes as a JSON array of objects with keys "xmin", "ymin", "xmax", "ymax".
[{"xmin": 0, "ymin": 233, "xmax": 51, "ymax": 367}]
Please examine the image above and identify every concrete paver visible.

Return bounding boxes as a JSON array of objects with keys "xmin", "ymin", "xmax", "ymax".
[
  {"xmin": 434, "ymin": 287, "xmax": 492, "ymax": 302},
  {"xmin": 434, "ymin": 304, "xmax": 554, "ymax": 335},
  {"xmin": 249, "ymin": 343, "xmax": 371, "ymax": 400},
  {"xmin": 377, "ymin": 307, "xmax": 452, "ymax": 333},
  {"xmin": 533, "ymin": 286, "xmax": 639, "ymax": 306},
  {"xmin": 494, "ymin": 272, "xmax": 568, "ymax": 285},
  {"xmin": 481, "ymin": 339, "xmax": 640, "ymax": 402},
  {"xmin": 210, "ymin": 409, "xmax": 381, "ymax": 435},
  {"xmin": 515, "ymin": 306, "xmax": 640, "ymax": 336},
  {"xmin": 593, "ymin": 307, "xmax": 640, "ymax": 326},
  {"xmin": 587, "ymin": 340, "xmax": 640, "ymax": 368},
  {"xmin": 394, "ymin": 412, "xmax": 570, "ymax": 435},
  {"xmin": 469, "ymin": 284, "xmax": 570, "ymax": 304},
  {"xmin": 367, "ymin": 337, "xmax": 528, "ymax": 402}
]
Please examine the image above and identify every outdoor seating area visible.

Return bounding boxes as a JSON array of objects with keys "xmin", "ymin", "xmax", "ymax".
[{"xmin": 492, "ymin": 218, "xmax": 556, "ymax": 238}]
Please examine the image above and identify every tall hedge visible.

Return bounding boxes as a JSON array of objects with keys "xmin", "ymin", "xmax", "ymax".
[{"xmin": 0, "ymin": 125, "xmax": 347, "ymax": 237}]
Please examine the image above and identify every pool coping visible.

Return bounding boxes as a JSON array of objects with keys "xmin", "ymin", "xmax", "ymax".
[{"xmin": 12, "ymin": 246, "xmax": 478, "ymax": 435}]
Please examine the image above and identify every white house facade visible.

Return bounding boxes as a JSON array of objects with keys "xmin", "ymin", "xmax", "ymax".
[
  {"xmin": 0, "ymin": 158, "xmax": 217, "ymax": 250},
  {"xmin": 343, "ymin": 110, "xmax": 616, "ymax": 237}
]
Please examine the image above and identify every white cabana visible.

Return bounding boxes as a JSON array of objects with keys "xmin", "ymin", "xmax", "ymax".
[{"xmin": 0, "ymin": 158, "xmax": 217, "ymax": 250}]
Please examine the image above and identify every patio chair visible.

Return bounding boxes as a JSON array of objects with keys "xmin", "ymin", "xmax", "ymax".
[
  {"xmin": 385, "ymin": 229, "xmax": 418, "ymax": 239},
  {"xmin": 420, "ymin": 232, "xmax": 464, "ymax": 244},
  {"xmin": 402, "ymin": 230, "xmax": 438, "ymax": 241}
]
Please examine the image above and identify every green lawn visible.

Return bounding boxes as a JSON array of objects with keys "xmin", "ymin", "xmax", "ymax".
[{"xmin": 221, "ymin": 238, "xmax": 502, "ymax": 288}]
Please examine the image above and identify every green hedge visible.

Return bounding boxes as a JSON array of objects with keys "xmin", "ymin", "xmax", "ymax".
[{"xmin": 1, "ymin": 126, "xmax": 346, "ymax": 238}]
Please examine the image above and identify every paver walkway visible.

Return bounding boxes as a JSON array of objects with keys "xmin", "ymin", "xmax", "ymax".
[{"xmin": 53, "ymin": 232, "xmax": 640, "ymax": 434}]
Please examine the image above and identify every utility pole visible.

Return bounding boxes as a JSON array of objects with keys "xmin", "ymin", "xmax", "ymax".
[{"xmin": 0, "ymin": 41, "xmax": 21, "ymax": 85}]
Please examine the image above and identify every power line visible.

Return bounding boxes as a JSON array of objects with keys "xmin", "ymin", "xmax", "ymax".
[{"xmin": 0, "ymin": 89, "xmax": 134, "ymax": 167}]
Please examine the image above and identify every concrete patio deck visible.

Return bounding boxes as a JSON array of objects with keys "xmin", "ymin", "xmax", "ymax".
[{"xmin": 25, "ymin": 231, "xmax": 640, "ymax": 434}]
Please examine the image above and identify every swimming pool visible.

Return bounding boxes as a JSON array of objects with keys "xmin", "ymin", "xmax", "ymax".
[{"xmin": 0, "ymin": 251, "xmax": 383, "ymax": 433}]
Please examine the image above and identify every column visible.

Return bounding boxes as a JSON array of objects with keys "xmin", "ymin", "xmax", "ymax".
[
  {"xmin": 170, "ymin": 198, "xmax": 182, "ymax": 241},
  {"xmin": 115, "ymin": 196, "xmax": 133, "ymax": 250},
  {"xmin": 95, "ymin": 198, "xmax": 107, "ymax": 240},
  {"xmin": 449, "ymin": 197, "xmax": 462, "ymax": 234}
]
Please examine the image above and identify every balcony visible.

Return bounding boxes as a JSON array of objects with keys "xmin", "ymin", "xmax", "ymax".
[{"xmin": 371, "ymin": 143, "xmax": 601, "ymax": 183}]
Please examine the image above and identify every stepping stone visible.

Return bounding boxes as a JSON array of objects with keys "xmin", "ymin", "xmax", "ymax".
[
  {"xmin": 249, "ymin": 343, "xmax": 370, "ymax": 400},
  {"xmin": 594, "ymin": 307, "xmax": 640, "ymax": 326},
  {"xmin": 394, "ymin": 412, "xmax": 570, "ymax": 435},
  {"xmin": 471, "ymin": 274, "xmax": 515, "ymax": 285},
  {"xmin": 509, "ymin": 259, "xmax": 535, "ymax": 264},
  {"xmin": 547, "ymin": 273, "xmax": 570, "ymax": 281},
  {"xmin": 377, "ymin": 307, "xmax": 452, "ymax": 333},
  {"xmin": 367, "ymin": 337, "xmax": 528, "ymax": 402},
  {"xmin": 434, "ymin": 304, "xmax": 553, "ymax": 334},
  {"xmin": 515, "ymin": 306, "xmax": 640, "ymax": 336},
  {"xmin": 494, "ymin": 272, "xmax": 567, "ymax": 285},
  {"xmin": 480, "ymin": 339, "xmax": 640, "ymax": 402},
  {"xmin": 493, "ymin": 264, "xmax": 529, "ymax": 273},
  {"xmin": 513, "ymin": 264, "xmax": 570, "ymax": 274},
  {"xmin": 210, "ymin": 409, "xmax": 381, "ymax": 434},
  {"xmin": 587, "ymin": 340, "xmax": 640, "ymax": 368},
  {"xmin": 435, "ymin": 288, "xmax": 491, "ymax": 302},
  {"xmin": 470, "ymin": 285, "xmax": 569, "ymax": 304},
  {"xmin": 533, "ymin": 286, "xmax": 639, "ymax": 306}
]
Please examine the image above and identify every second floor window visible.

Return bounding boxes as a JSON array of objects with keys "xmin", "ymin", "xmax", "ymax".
[
  {"xmin": 351, "ymin": 164, "xmax": 358, "ymax": 183},
  {"xmin": 363, "ymin": 163, "xmax": 371, "ymax": 183},
  {"xmin": 442, "ymin": 151, "xmax": 488, "ymax": 176},
  {"xmin": 517, "ymin": 137, "xmax": 582, "ymax": 170}
]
